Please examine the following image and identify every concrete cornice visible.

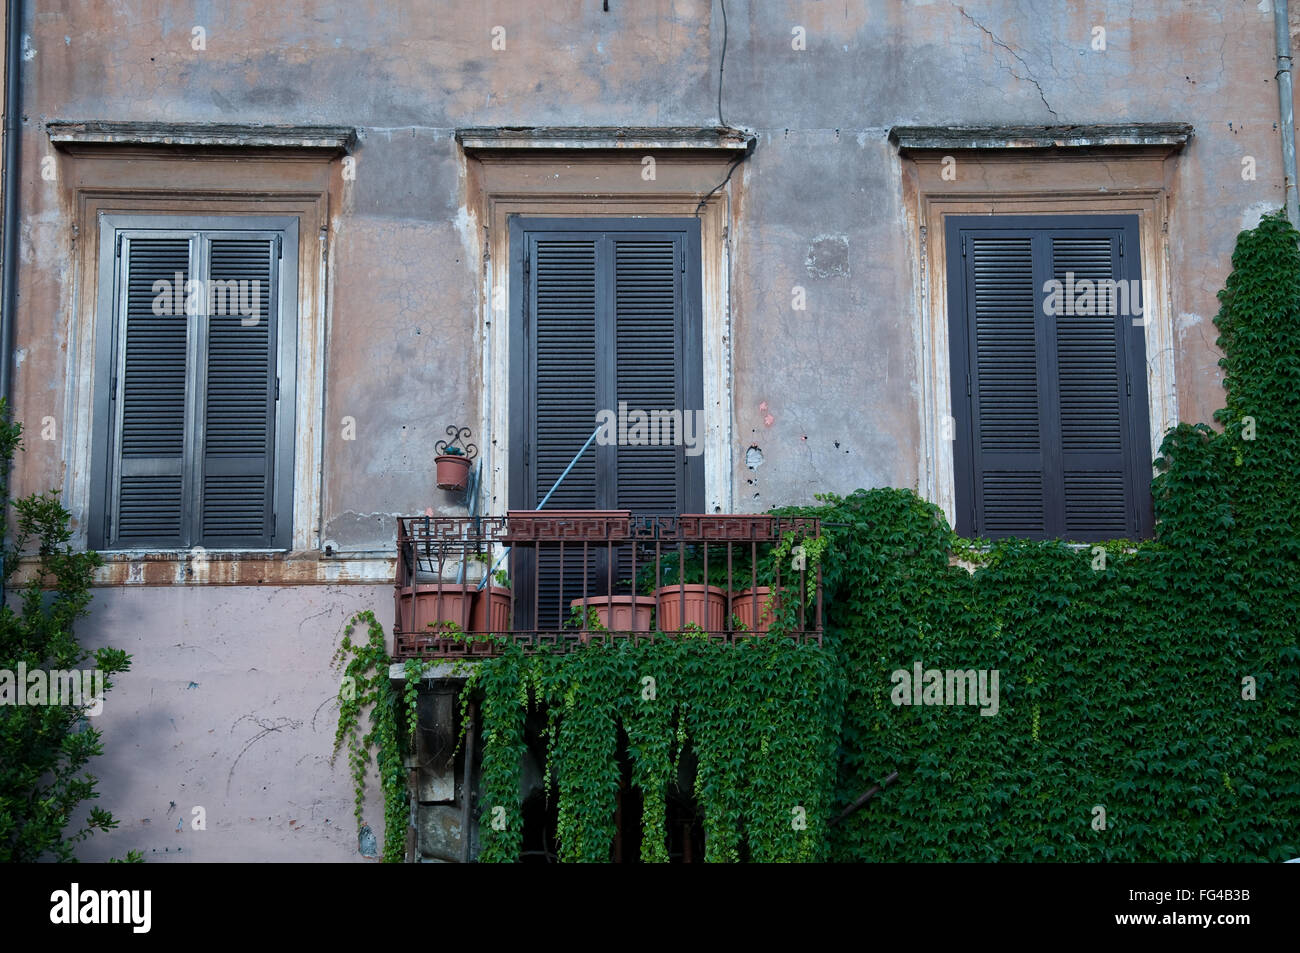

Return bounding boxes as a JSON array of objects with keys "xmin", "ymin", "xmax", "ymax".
[
  {"xmin": 889, "ymin": 123, "xmax": 1193, "ymax": 153},
  {"xmin": 456, "ymin": 125, "xmax": 756, "ymax": 153},
  {"xmin": 46, "ymin": 120, "xmax": 359, "ymax": 153}
]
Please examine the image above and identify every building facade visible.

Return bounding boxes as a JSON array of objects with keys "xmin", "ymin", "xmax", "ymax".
[{"xmin": 2, "ymin": 0, "xmax": 1295, "ymax": 860}]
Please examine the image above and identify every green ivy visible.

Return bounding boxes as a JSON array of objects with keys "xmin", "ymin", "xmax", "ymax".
[
  {"xmin": 338, "ymin": 211, "xmax": 1300, "ymax": 862},
  {"xmin": 803, "ymin": 210, "xmax": 1300, "ymax": 862},
  {"xmin": 331, "ymin": 610, "xmax": 408, "ymax": 863}
]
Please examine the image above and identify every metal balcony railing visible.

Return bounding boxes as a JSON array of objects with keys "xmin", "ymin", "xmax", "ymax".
[{"xmin": 393, "ymin": 512, "xmax": 823, "ymax": 659}]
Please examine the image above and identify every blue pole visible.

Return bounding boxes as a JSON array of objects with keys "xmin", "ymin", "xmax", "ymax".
[{"xmin": 478, "ymin": 424, "xmax": 603, "ymax": 589}]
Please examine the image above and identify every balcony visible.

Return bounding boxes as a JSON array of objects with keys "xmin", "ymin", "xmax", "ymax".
[{"xmin": 393, "ymin": 512, "xmax": 824, "ymax": 659}]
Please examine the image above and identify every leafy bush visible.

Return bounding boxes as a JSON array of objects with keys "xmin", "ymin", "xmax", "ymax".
[{"xmin": 0, "ymin": 401, "xmax": 131, "ymax": 861}]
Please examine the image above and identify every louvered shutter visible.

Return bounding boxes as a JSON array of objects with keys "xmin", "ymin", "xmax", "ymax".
[
  {"xmin": 512, "ymin": 219, "xmax": 704, "ymax": 628},
  {"xmin": 526, "ymin": 236, "xmax": 601, "ymax": 629},
  {"xmin": 1050, "ymin": 234, "xmax": 1134, "ymax": 537},
  {"xmin": 948, "ymin": 216, "xmax": 1151, "ymax": 541},
  {"xmin": 532, "ymin": 238, "xmax": 600, "ymax": 511},
  {"xmin": 200, "ymin": 237, "xmax": 279, "ymax": 544},
  {"xmin": 964, "ymin": 235, "xmax": 1047, "ymax": 536},
  {"xmin": 614, "ymin": 237, "xmax": 685, "ymax": 515},
  {"xmin": 113, "ymin": 237, "xmax": 191, "ymax": 545},
  {"xmin": 100, "ymin": 221, "xmax": 291, "ymax": 550},
  {"xmin": 612, "ymin": 237, "xmax": 687, "ymax": 591}
]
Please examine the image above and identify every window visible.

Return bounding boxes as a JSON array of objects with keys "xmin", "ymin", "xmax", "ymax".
[
  {"xmin": 88, "ymin": 215, "xmax": 298, "ymax": 550},
  {"xmin": 508, "ymin": 217, "xmax": 704, "ymax": 623},
  {"xmin": 946, "ymin": 214, "xmax": 1153, "ymax": 541}
]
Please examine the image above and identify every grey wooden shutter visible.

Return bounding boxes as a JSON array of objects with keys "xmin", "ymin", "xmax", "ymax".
[
  {"xmin": 105, "ymin": 226, "xmax": 285, "ymax": 549},
  {"xmin": 614, "ymin": 237, "xmax": 685, "ymax": 516},
  {"xmin": 1050, "ymin": 234, "xmax": 1135, "ymax": 537},
  {"xmin": 199, "ymin": 236, "xmax": 279, "ymax": 544},
  {"xmin": 527, "ymin": 236, "xmax": 601, "ymax": 629},
  {"xmin": 964, "ymin": 234, "xmax": 1047, "ymax": 536},
  {"xmin": 532, "ymin": 237, "xmax": 600, "ymax": 511},
  {"xmin": 948, "ymin": 216, "xmax": 1152, "ymax": 541},
  {"xmin": 511, "ymin": 219, "xmax": 704, "ymax": 629},
  {"xmin": 113, "ymin": 237, "xmax": 191, "ymax": 545}
]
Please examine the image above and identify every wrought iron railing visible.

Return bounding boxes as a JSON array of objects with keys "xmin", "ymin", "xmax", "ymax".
[{"xmin": 393, "ymin": 513, "xmax": 823, "ymax": 658}]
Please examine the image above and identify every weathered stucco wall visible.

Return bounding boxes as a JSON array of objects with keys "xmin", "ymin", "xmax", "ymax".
[
  {"xmin": 11, "ymin": 0, "xmax": 1297, "ymax": 527},
  {"xmin": 3, "ymin": 0, "xmax": 1296, "ymax": 860},
  {"xmin": 71, "ymin": 586, "xmax": 390, "ymax": 862}
]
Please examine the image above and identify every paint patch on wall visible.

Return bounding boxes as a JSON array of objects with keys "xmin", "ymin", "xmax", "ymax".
[
  {"xmin": 805, "ymin": 235, "xmax": 850, "ymax": 278},
  {"xmin": 1239, "ymin": 202, "xmax": 1276, "ymax": 233}
]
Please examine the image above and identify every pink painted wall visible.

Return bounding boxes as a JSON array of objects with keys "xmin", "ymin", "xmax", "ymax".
[{"xmin": 71, "ymin": 586, "xmax": 391, "ymax": 863}]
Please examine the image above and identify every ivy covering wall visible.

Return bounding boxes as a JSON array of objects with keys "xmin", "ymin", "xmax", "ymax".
[
  {"xmin": 823, "ymin": 211, "xmax": 1300, "ymax": 861},
  {"xmin": 337, "ymin": 211, "xmax": 1300, "ymax": 862}
]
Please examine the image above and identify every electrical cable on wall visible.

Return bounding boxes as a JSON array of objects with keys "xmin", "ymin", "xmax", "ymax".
[{"xmin": 717, "ymin": 0, "xmax": 728, "ymax": 127}]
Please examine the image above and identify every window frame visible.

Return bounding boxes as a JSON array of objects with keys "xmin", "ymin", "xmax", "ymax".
[
  {"xmin": 88, "ymin": 213, "xmax": 299, "ymax": 552},
  {"xmin": 945, "ymin": 212, "xmax": 1154, "ymax": 541}
]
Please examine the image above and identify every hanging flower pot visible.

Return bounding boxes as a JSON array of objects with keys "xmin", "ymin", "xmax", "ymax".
[
  {"xmin": 434, "ymin": 425, "xmax": 478, "ymax": 491},
  {"xmin": 434, "ymin": 454, "xmax": 472, "ymax": 491}
]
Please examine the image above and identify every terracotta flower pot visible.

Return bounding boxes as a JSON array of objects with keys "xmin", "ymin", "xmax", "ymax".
[
  {"xmin": 471, "ymin": 587, "xmax": 512, "ymax": 634},
  {"xmin": 435, "ymin": 454, "xmax": 472, "ymax": 491},
  {"xmin": 394, "ymin": 582, "xmax": 476, "ymax": 640},
  {"xmin": 569, "ymin": 595, "xmax": 655, "ymax": 631},
  {"xmin": 655, "ymin": 584, "xmax": 727, "ymax": 632},
  {"xmin": 731, "ymin": 586, "xmax": 782, "ymax": 634}
]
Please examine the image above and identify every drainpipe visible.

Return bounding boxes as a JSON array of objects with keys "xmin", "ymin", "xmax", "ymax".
[
  {"xmin": 1, "ymin": 0, "xmax": 22, "ymax": 607},
  {"xmin": 1275, "ymin": 0, "xmax": 1300, "ymax": 228}
]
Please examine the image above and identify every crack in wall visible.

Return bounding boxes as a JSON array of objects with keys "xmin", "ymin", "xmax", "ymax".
[{"xmin": 955, "ymin": 4, "xmax": 1059, "ymax": 119}]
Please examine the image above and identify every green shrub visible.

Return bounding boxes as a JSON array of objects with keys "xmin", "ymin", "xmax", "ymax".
[{"xmin": 0, "ymin": 400, "xmax": 131, "ymax": 862}]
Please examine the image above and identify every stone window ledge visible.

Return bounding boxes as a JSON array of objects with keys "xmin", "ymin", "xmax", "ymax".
[
  {"xmin": 47, "ymin": 120, "xmax": 359, "ymax": 153},
  {"xmin": 889, "ymin": 123, "xmax": 1192, "ymax": 153},
  {"xmin": 456, "ymin": 125, "xmax": 755, "ymax": 153}
]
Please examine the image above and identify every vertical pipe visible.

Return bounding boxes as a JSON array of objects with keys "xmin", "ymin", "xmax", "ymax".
[
  {"xmin": 1276, "ymin": 0, "xmax": 1300, "ymax": 227},
  {"xmin": 0, "ymin": 0, "xmax": 24, "ymax": 608}
]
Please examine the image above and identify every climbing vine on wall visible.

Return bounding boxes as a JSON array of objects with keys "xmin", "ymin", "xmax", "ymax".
[
  {"xmin": 331, "ymin": 610, "xmax": 409, "ymax": 863},
  {"xmin": 337, "ymin": 211, "xmax": 1300, "ymax": 862},
  {"xmin": 796, "ymin": 211, "xmax": 1300, "ymax": 862},
  {"xmin": 466, "ymin": 634, "xmax": 839, "ymax": 863}
]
